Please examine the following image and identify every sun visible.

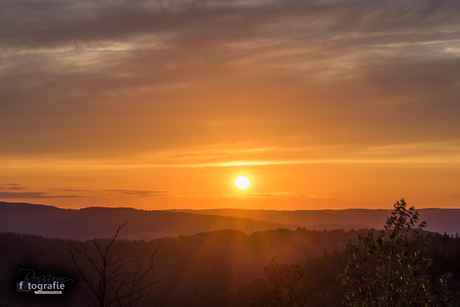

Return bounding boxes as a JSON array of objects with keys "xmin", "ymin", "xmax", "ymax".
[{"xmin": 235, "ymin": 176, "xmax": 250, "ymax": 190}]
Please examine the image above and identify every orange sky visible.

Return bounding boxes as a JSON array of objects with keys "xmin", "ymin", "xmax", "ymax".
[{"xmin": 1, "ymin": 0, "xmax": 460, "ymax": 210}]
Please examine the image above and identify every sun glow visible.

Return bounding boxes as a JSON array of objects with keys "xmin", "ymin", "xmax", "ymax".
[{"xmin": 235, "ymin": 176, "xmax": 250, "ymax": 190}]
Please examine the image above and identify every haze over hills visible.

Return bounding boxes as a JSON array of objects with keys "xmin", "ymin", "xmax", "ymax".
[
  {"xmin": 170, "ymin": 208, "xmax": 460, "ymax": 235},
  {"xmin": 0, "ymin": 202, "xmax": 299, "ymax": 240},
  {"xmin": 2, "ymin": 202, "xmax": 459, "ymax": 241}
]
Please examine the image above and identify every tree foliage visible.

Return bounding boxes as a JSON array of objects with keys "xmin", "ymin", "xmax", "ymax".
[
  {"xmin": 339, "ymin": 199, "xmax": 457, "ymax": 306},
  {"xmin": 251, "ymin": 257, "xmax": 312, "ymax": 307},
  {"xmin": 251, "ymin": 249, "xmax": 348, "ymax": 307}
]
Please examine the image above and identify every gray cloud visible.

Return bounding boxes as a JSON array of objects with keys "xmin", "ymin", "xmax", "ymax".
[
  {"xmin": 0, "ymin": 184, "xmax": 94, "ymax": 198},
  {"xmin": 198, "ymin": 191, "xmax": 331, "ymax": 199},
  {"xmin": 1, "ymin": 0, "xmax": 460, "ymax": 161},
  {"xmin": 0, "ymin": 183, "xmax": 27, "ymax": 191},
  {"xmin": 0, "ymin": 184, "xmax": 172, "ymax": 199},
  {"xmin": 103, "ymin": 189, "xmax": 170, "ymax": 197},
  {"xmin": 7, "ymin": 186, "xmax": 27, "ymax": 191},
  {"xmin": 0, "ymin": 192, "xmax": 86, "ymax": 199}
]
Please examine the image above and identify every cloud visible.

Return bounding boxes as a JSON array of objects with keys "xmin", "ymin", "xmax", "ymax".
[
  {"xmin": 0, "ymin": 184, "xmax": 173, "ymax": 199},
  {"xmin": 0, "ymin": 192, "xmax": 86, "ymax": 199},
  {"xmin": 7, "ymin": 186, "xmax": 27, "ymax": 191},
  {"xmin": 2, "ymin": 139, "xmax": 460, "ymax": 172},
  {"xmin": 0, "ymin": 183, "xmax": 29, "ymax": 191},
  {"xmin": 0, "ymin": 184, "xmax": 94, "ymax": 199},
  {"xmin": 242, "ymin": 192, "xmax": 331, "ymax": 199},
  {"xmin": 53, "ymin": 188, "xmax": 93, "ymax": 192},
  {"xmin": 103, "ymin": 189, "xmax": 170, "ymax": 197},
  {"xmin": 199, "ymin": 192, "xmax": 331, "ymax": 199},
  {"xmin": 1, "ymin": 0, "xmax": 460, "ymax": 165}
]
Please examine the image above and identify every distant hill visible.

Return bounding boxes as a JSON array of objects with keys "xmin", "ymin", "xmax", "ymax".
[
  {"xmin": 0, "ymin": 202, "xmax": 299, "ymax": 240},
  {"xmin": 2, "ymin": 202, "xmax": 457, "ymax": 241},
  {"xmin": 170, "ymin": 208, "xmax": 460, "ymax": 235}
]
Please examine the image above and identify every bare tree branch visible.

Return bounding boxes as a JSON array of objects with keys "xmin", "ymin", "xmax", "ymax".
[{"xmin": 63, "ymin": 222, "xmax": 161, "ymax": 307}]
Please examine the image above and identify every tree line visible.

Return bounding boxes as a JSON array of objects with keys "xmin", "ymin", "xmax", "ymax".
[{"xmin": 1, "ymin": 200, "xmax": 459, "ymax": 306}]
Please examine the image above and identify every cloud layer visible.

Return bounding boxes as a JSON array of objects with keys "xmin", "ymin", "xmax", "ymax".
[{"xmin": 1, "ymin": 0, "xmax": 460, "ymax": 167}]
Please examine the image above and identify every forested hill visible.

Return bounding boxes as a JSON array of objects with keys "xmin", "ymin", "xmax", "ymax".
[
  {"xmin": 171, "ymin": 208, "xmax": 460, "ymax": 234},
  {"xmin": 1, "ymin": 228, "xmax": 459, "ymax": 307},
  {"xmin": 0, "ymin": 202, "xmax": 299, "ymax": 240},
  {"xmin": 0, "ymin": 228, "xmax": 369, "ymax": 307}
]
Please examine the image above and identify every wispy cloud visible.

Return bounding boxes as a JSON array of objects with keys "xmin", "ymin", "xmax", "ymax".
[
  {"xmin": 103, "ymin": 189, "xmax": 170, "ymax": 197},
  {"xmin": 1, "ymin": 0, "xmax": 460, "ymax": 169},
  {"xmin": 0, "ymin": 183, "xmax": 26, "ymax": 191},
  {"xmin": 2, "ymin": 140, "xmax": 460, "ymax": 171},
  {"xmin": 0, "ymin": 192, "xmax": 87, "ymax": 199},
  {"xmin": 197, "ymin": 192, "xmax": 331, "ymax": 199},
  {"xmin": 0, "ymin": 184, "xmax": 175, "ymax": 200},
  {"xmin": 0, "ymin": 183, "xmax": 325, "ymax": 201},
  {"xmin": 0, "ymin": 184, "xmax": 92, "ymax": 198}
]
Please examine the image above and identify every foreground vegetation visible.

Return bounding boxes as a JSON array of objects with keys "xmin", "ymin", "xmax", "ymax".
[
  {"xmin": 252, "ymin": 199, "xmax": 460, "ymax": 307},
  {"xmin": 1, "ymin": 200, "xmax": 459, "ymax": 306}
]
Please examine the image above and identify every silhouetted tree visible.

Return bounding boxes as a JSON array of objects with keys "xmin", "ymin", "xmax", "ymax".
[
  {"xmin": 251, "ymin": 257, "xmax": 312, "ymax": 307},
  {"xmin": 64, "ymin": 222, "xmax": 161, "ymax": 307},
  {"xmin": 251, "ymin": 250, "xmax": 348, "ymax": 307},
  {"xmin": 339, "ymin": 199, "xmax": 456, "ymax": 306}
]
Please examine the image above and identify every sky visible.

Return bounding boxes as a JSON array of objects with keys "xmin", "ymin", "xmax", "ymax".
[{"xmin": 1, "ymin": 0, "xmax": 460, "ymax": 210}]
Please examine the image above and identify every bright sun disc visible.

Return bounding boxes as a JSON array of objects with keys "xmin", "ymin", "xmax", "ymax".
[{"xmin": 235, "ymin": 176, "xmax": 250, "ymax": 190}]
